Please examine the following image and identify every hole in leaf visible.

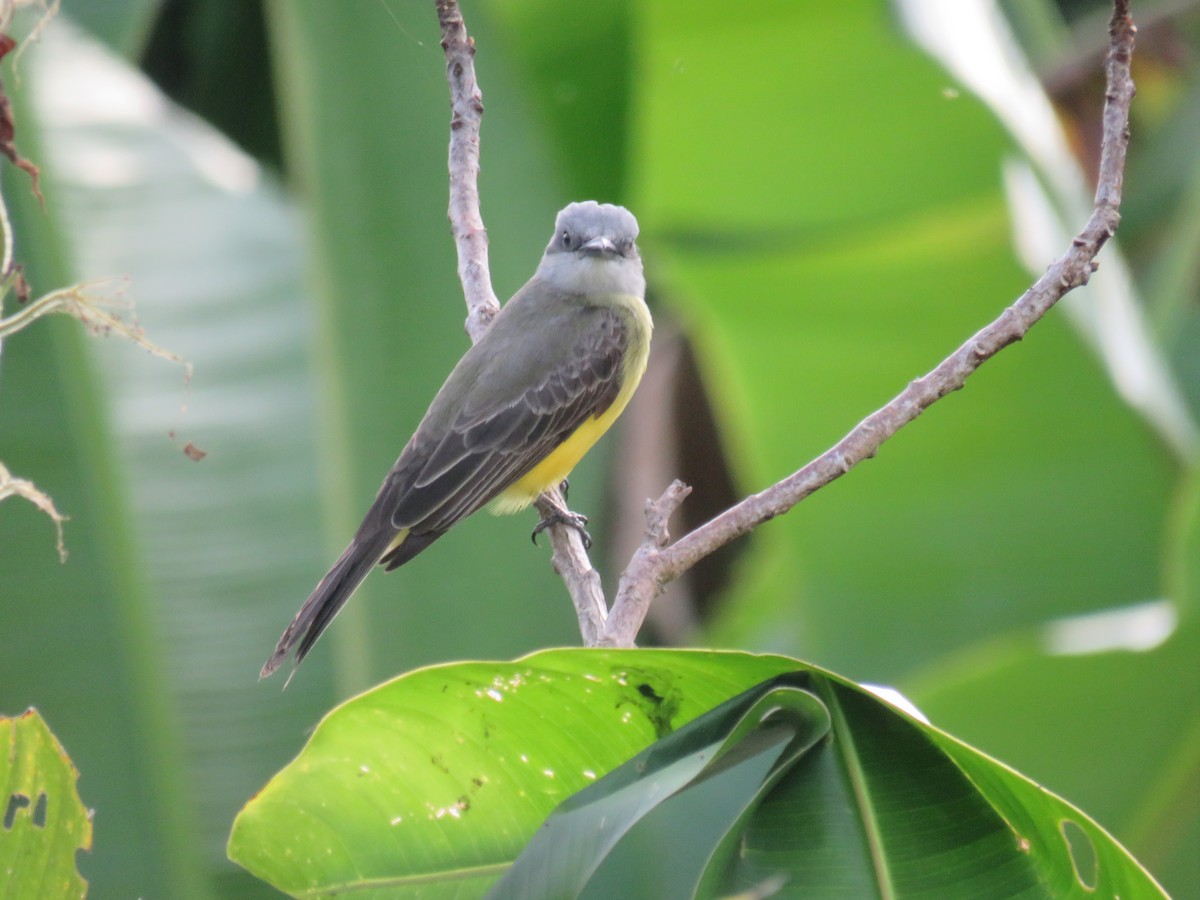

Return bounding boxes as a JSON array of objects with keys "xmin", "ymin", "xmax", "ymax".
[
  {"xmin": 4, "ymin": 793, "xmax": 30, "ymax": 830},
  {"xmin": 33, "ymin": 792, "xmax": 47, "ymax": 828},
  {"xmin": 1060, "ymin": 818, "xmax": 1098, "ymax": 891}
]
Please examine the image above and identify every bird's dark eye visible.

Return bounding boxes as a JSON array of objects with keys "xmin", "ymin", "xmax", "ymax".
[{"xmin": 561, "ymin": 230, "xmax": 573, "ymax": 249}]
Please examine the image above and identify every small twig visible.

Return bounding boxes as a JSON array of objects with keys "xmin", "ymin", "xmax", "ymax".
[
  {"xmin": 602, "ymin": 0, "xmax": 1137, "ymax": 646},
  {"xmin": 0, "ymin": 279, "xmax": 191, "ymax": 375},
  {"xmin": 600, "ymin": 481, "xmax": 690, "ymax": 647},
  {"xmin": 436, "ymin": 0, "xmax": 499, "ymax": 342},
  {"xmin": 0, "ymin": 461, "xmax": 67, "ymax": 561},
  {"xmin": 436, "ymin": 0, "xmax": 609, "ymax": 640}
]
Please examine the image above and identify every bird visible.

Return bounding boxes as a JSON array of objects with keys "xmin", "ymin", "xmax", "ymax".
[{"xmin": 261, "ymin": 201, "xmax": 651, "ymax": 679}]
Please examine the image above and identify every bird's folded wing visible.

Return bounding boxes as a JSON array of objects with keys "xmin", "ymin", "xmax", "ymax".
[{"xmin": 392, "ymin": 308, "xmax": 626, "ymax": 532}]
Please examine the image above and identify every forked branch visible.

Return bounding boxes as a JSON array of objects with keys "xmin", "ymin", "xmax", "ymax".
[
  {"xmin": 603, "ymin": 0, "xmax": 1137, "ymax": 645},
  {"xmin": 435, "ymin": 0, "xmax": 1138, "ymax": 649}
]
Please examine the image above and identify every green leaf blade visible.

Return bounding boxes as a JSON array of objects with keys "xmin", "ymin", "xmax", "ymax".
[
  {"xmin": 493, "ymin": 675, "xmax": 830, "ymax": 899},
  {"xmin": 229, "ymin": 650, "xmax": 798, "ymax": 896},
  {"xmin": 0, "ymin": 709, "xmax": 93, "ymax": 900},
  {"xmin": 231, "ymin": 651, "xmax": 1165, "ymax": 899}
]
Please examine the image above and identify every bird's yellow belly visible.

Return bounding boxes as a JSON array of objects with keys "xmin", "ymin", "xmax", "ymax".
[
  {"xmin": 490, "ymin": 292, "xmax": 651, "ymax": 516},
  {"xmin": 490, "ymin": 398, "xmax": 627, "ymax": 515}
]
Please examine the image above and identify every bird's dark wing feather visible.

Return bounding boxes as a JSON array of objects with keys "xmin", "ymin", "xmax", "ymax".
[{"xmin": 390, "ymin": 307, "xmax": 626, "ymax": 535}]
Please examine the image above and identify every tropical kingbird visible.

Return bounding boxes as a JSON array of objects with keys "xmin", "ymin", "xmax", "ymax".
[{"xmin": 262, "ymin": 201, "xmax": 651, "ymax": 678}]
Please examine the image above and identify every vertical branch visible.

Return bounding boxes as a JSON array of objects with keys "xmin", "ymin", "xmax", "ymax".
[
  {"xmin": 436, "ymin": 0, "xmax": 499, "ymax": 342},
  {"xmin": 1095, "ymin": 0, "xmax": 1134, "ymax": 216},
  {"xmin": 436, "ymin": 0, "xmax": 610, "ymax": 642}
]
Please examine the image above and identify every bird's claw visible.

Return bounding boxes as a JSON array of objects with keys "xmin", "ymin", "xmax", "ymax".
[{"xmin": 531, "ymin": 507, "xmax": 592, "ymax": 550}]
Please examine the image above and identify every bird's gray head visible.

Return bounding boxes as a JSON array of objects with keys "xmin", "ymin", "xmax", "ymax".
[{"xmin": 537, "ymin": 201, "xmax": 644, "ymax": 298}]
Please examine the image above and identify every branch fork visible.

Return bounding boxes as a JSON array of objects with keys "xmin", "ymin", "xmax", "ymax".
[{"xmin": 436, "ymin": 0, "xmax": 1137, "ymax": 649}]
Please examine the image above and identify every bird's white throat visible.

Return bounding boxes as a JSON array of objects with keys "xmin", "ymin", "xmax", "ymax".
[{"xmin": 537, "ymin": 251, "xmax": 645, "ymax": 299}]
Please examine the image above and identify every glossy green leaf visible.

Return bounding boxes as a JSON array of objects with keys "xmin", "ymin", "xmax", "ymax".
[
  {"xmin": 493, "ymin": 673, "xmax": 829, "ymax": 899},
  {"xmin": 0, "ymin": 33, "xmax": 210, "ymax": 897},
  {"xmin": 228, "ymin": 650, "xmax": 799, "ymax": 896},
  {"xmin": 0, "ymin": 709, "xmax": 92, "ymax": 900},
  {"xmin": 521, "ymin": 667, "xmax": 1167, "ymax": 899},
  {"xmin": 866, "ymin": 681, "xmax": 1165, "ymax": 900},
  {"xmin": 230, "ymin": 651, "xmax": 1165, "ymax": 898},
  {"xmin": 7, "ymin": 21, "xmax": 329, "ymax": 897}
]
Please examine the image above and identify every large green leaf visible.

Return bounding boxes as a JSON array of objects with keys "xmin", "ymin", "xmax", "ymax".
[
  {"xmin": 229, "ymin": 650, "xmax": 799, "ymax": 895},
  {"xmin": 0, "ymin": 32, "xmax": 211, "ymax": 896},
  {"xmin": 510, "ymin": 667, "xmax": 1169, "ymax": 899},
  {"xmin": 230, "ymin": 651, "xmax": 1164, "ymax": 898},
  {"xmin": 16, "ymin": 20, "xmax": 333, "ymax": 895},
  {"xmin": 713, "ymin": 675, "xmax": 1165, "ymax": 899},
  {"xmin": 493, "ymin": 673, "xmax": 829, "ymax": 899},
  {"xmin": 0, "ymin": 709, "xmax": 92, "ymax": 900}
]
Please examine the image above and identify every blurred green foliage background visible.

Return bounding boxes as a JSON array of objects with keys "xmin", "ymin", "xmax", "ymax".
[{"xmin": 0, "ymin": 0, "xmax": 1196, "ymax": 896}]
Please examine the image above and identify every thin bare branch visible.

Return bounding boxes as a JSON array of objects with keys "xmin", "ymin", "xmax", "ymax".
[
  {"xmin": 437, "ymin": 0, "xmax": 609, "ymax": 639},
  {"xmin": 603, "ymin": 0, "xmax": 1138, "ymax": 646},
  {"xmin": 436, "ymin": 0, "xmax": 499, "ymax": 342},
  {"xmin": 535, "ymin": 487, "xmax": 608, "ymax": 644},
  {"xmin": 600, "ymin": 481, "xmax": 690, "ymax": 647}
]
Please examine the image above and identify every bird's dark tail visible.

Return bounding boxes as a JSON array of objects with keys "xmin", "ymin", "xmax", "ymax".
[{"xmin": 260, "ymin": 526, "xmax": 436, "ymax": 681}]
